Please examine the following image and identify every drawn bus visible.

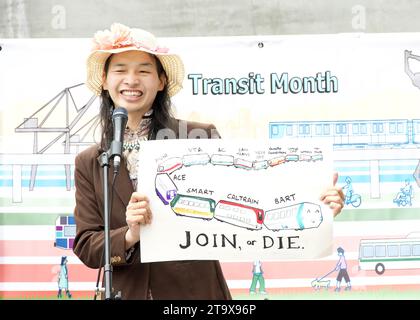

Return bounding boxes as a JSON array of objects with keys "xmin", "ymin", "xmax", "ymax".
[
  {"xmin": 210, "ymin": 154, "xmax": 234, "ymax": 166},
  {"xmin": 358, "ymin": 235, "xmax": 420, "ymax": 275},
  {"xmin": 157, "ymin": 157, "xmax": 183, "ymax": 174},
  {"xmin": 263, "ymin": 202, "xmax": 323, "ymax": 231},
  {"xmin": 170, "ymin": 194, "xmax": 216, "ymax": 220},
  {"xmin": 233, "ymin": 158, "xmax": 253, "ymax": 170},
  {"xmin": 54, "ymin": 216, "xmax": 76, "ymax": 250},
  {"xmin": 214, "ymin": 200, "xmax": 264, "ymax": 230},
  {"xmin": 183, "ymin": 153, "xmax": 210, "ymax": 166},
  {"xmin": 155, "ymin": 173, "xmax": 178, "ymax": 205}
]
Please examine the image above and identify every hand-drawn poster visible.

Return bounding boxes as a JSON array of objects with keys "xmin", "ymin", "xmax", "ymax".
[{"xmin": 138, "ymin": 139, "xmax": 334, "ymax": 262}]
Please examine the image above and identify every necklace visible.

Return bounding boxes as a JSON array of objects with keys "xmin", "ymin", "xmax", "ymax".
[{"xmin": 123, "ymin": 139, "xmax": 142, "ymax": 152}]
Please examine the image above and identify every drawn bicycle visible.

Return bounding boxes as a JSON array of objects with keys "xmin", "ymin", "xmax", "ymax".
[{"xmin": 345, "ymin": 192, "xmax": 362, "ymax": 208}]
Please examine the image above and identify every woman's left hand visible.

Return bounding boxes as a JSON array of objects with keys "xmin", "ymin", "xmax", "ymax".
[{"xmin": 319, "ymin": 172, "xmax": 345, "ymax": 217}]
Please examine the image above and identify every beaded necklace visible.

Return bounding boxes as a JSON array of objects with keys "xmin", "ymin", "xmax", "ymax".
[
  {"xmin": 123, "ymin": 139, "xmax": 142, "ymax": 152},
  {"xmin": 122, "ymin": 117, "xmax": 151, "ymax": 151},
  {"xmin": 123, "ymin": 118, "xmax": 151, "ymax": 185}
]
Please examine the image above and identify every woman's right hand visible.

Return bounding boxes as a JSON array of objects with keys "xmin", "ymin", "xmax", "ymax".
[{"xmin": 124, "ymin": 192, "xmax": 152, "ymax": 248}]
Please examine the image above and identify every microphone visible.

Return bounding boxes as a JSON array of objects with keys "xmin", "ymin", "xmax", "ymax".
[{"xmin": 110, "ymin": 107, "xmax": 128, "ymax": 173}]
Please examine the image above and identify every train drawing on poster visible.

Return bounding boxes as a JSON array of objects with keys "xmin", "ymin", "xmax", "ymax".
[
  {"xmin": 214, "ymin": 200, "xmax": 265, "ymax": 231},
  {"xmin": 269, "ymin": 119, "xmax": 420, "ymax": 209},
  {"xmin": 154, "ymin": 148, "xmax": 325, "ymax": 232},
  {"xmin": 168, "ymin": 194, "xmax": 322, "ymax": 232},
  {"xmin": 269, "ymin": 119, "xmax": 420, "ymax": 148},
  {"xmin": 155, "ymin": 173, "xmax": 178, "ymax": 205},
  {"xmin": 171, "ymin": 194, "xmax": 216, "ymax": 220},
  {"xmin": 264, "ymin": 202, "xmax": 322, "ymax": 231}
]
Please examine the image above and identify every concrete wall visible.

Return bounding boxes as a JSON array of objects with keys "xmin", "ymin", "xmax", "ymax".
[{"xmin": 1, "ymin": 0, "xmax": 420, "ymax": 38}]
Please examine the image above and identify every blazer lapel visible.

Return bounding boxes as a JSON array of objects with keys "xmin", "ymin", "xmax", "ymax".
[{"xmin": 108, "ymin": 157, "xmax": 133, "ymax": 207}]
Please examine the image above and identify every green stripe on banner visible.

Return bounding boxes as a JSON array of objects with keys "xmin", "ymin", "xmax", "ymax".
[
  {"xmin": 335, "ymin": 208, "xmax": 420, "ymax": 221},
  {"xmin": 0, "ymin": 197, "xmax": 74, "ymax": 207},
  {"xmin": 1, "ymin": 209, "xmax": 418, "ymax": 225},
  {"xmin": 0, "ymin": 213, "xmax": 67, "ymax": 225}
]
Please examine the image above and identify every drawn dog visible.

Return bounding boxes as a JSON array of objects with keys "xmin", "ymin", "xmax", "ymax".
[{"xmin": 311, "ymin": 279, "xmax": 331, "ymax": 291}]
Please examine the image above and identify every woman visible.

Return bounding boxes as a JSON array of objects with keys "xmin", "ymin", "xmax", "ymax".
[
  {"xmin": 57, "ymin": 256, "xmax": 72, "ymax": 299},
  {"xmin": 73, "ymin": 23, "xmax": 344, "ymax": 300},
  {"xmin": 73, "ymin": 23, "xmax": 231, "ymax": 300}
]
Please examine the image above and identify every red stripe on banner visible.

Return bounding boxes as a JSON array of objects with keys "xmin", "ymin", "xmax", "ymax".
[
  {"xmin": 220, "ymin": 260, "xmax": 420, "ymax": 280},
  {"xmin": 1, "ymin": 260, "xmax": 419, "ymax": 283},
  {"xmin": 0, "ymin": 264, "xmax": 97, "ymax": 282},
  {"xmin": 0, "ymin": 240, "xmax": 76, "ymax": 256},
  {"xmin": 222, "ymin": 260, "xmax": 357, "ymax": 280}
]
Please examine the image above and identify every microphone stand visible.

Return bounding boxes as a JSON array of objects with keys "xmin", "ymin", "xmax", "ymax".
[
  {"xmin": 99, "ymin": 150, "xmax": 122, "ymax": 300},
  {"xmin": 98, "ymin": 107, "xmax": 127, "ymax": 300}
]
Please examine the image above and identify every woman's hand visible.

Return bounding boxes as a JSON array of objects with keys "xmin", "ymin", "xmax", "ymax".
[
  {"xmin": 319, "ymin": 172, "xmax": 345, "ymax": 217},
  {"xmin": 125, "ymin": 192, "xmax": 152, "ymax": 249}
]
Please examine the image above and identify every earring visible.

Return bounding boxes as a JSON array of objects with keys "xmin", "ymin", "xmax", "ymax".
[{"xmin": 144, "ymin": 109, "xmax": 153, "ymax": 117}]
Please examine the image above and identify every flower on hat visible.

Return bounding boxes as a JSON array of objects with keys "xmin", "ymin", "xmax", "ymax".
[
  {"xmin": 91, "ymin": 22, "xmax": 169, "ymax": 53},
  {"xmin": 92, "ymin": 23, "xmax": 132, "ymax": 50}
]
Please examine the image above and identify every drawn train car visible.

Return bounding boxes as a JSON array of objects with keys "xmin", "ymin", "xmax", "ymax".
[
  {"xmin": 263, "ymin": 202, "xmax": 323, "ymax": 231},
  {"xmin": 268, "ymin": 156, "xmax": 286, "ymax": 167},
  {"xmin": 170, "ymin": 194, "xmax": 216, "ymax": 220},
  {"xmin": 233, "ymin": 158, "xmax": 253, "ymax": 170},
  {"xmin": 210, "ymin": 154, "xmax": 234, "ymax": 166},
  {"xmin": 54, "ymin": 215, "xmax": 76, "ymax": 250},
  {"xmin": 157, "ymin": 157, "xmax": 183, "ymax": 174},
  {"xmin": 311, "ymin": 153, "xmax": 323, "ymax": 162},
  {"xmin": 285, "ymin": 154, "xmax": 299, "ymax": 162},
  {"xmin": 214, "ymin": 200, "xmax": 264, "ymax": 230},
  {"xmin": 299, "ymin": 153, "xmax": 312, "ymax": 162},
  {"xmin": 183, "ymin": 153, "xmax": 210, "ymax": 167},
  {"xmin": 155, "ymin": 173, "xmax": 178, "ymax": 205},
  {"xmin": 253, "ymin": 160, "xmax": 269, "ymax": 170},
  {"xmin": 269, "ymin": 119, "xmax": 418, "ymax": 149},
  {"xmin": 413, "ymin": 119, "xmax": 420, "ymax": 144}
]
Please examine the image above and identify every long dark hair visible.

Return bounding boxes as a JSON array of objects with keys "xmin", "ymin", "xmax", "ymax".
[{"xmin": 98, "ymin": 53, "xmax": 177, "ymax": 151}]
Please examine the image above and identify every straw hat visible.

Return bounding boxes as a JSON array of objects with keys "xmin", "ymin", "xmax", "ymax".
[{"xmin": 86, "ymin": 23, "xmax": 184, "ymax": 97}]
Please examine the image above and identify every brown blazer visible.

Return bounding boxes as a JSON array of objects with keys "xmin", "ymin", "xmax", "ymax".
[{"xmin": 72, "ymin": 120, "xmax": 232, "ymax": 300}]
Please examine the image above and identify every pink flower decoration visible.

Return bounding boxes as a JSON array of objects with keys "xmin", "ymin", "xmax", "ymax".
[
  {"xmin": 91, "ymin": 23, "xmax": 170, "ymax": 53},
  {"xmin": 92, "ymin": 23, "xmax": 132, "ymax": 50},
  {"xmin": 92, "ymin": 29, "xmax": 113, "ymax": 50},
  {"xmin": 110, "ymin": 23, "xmax": 131, "ymax": 47},
  {"xmin": 155, "ymin": 47, "xmax": 169, "ymax": 53}
]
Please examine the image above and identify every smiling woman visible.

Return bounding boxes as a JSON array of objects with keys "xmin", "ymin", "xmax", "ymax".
[
  {"xmin": 72, "ymin": 23, "xmax": 232, "ymax": 300},
  {"xmin": 103, "ymin": 50, "xmax": 166, "ymax": 129}
]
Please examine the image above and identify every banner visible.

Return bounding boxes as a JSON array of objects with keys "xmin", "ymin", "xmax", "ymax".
[{"xmin": 1, "ymin": 33, "xmax": 420, "ymax": 299}]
